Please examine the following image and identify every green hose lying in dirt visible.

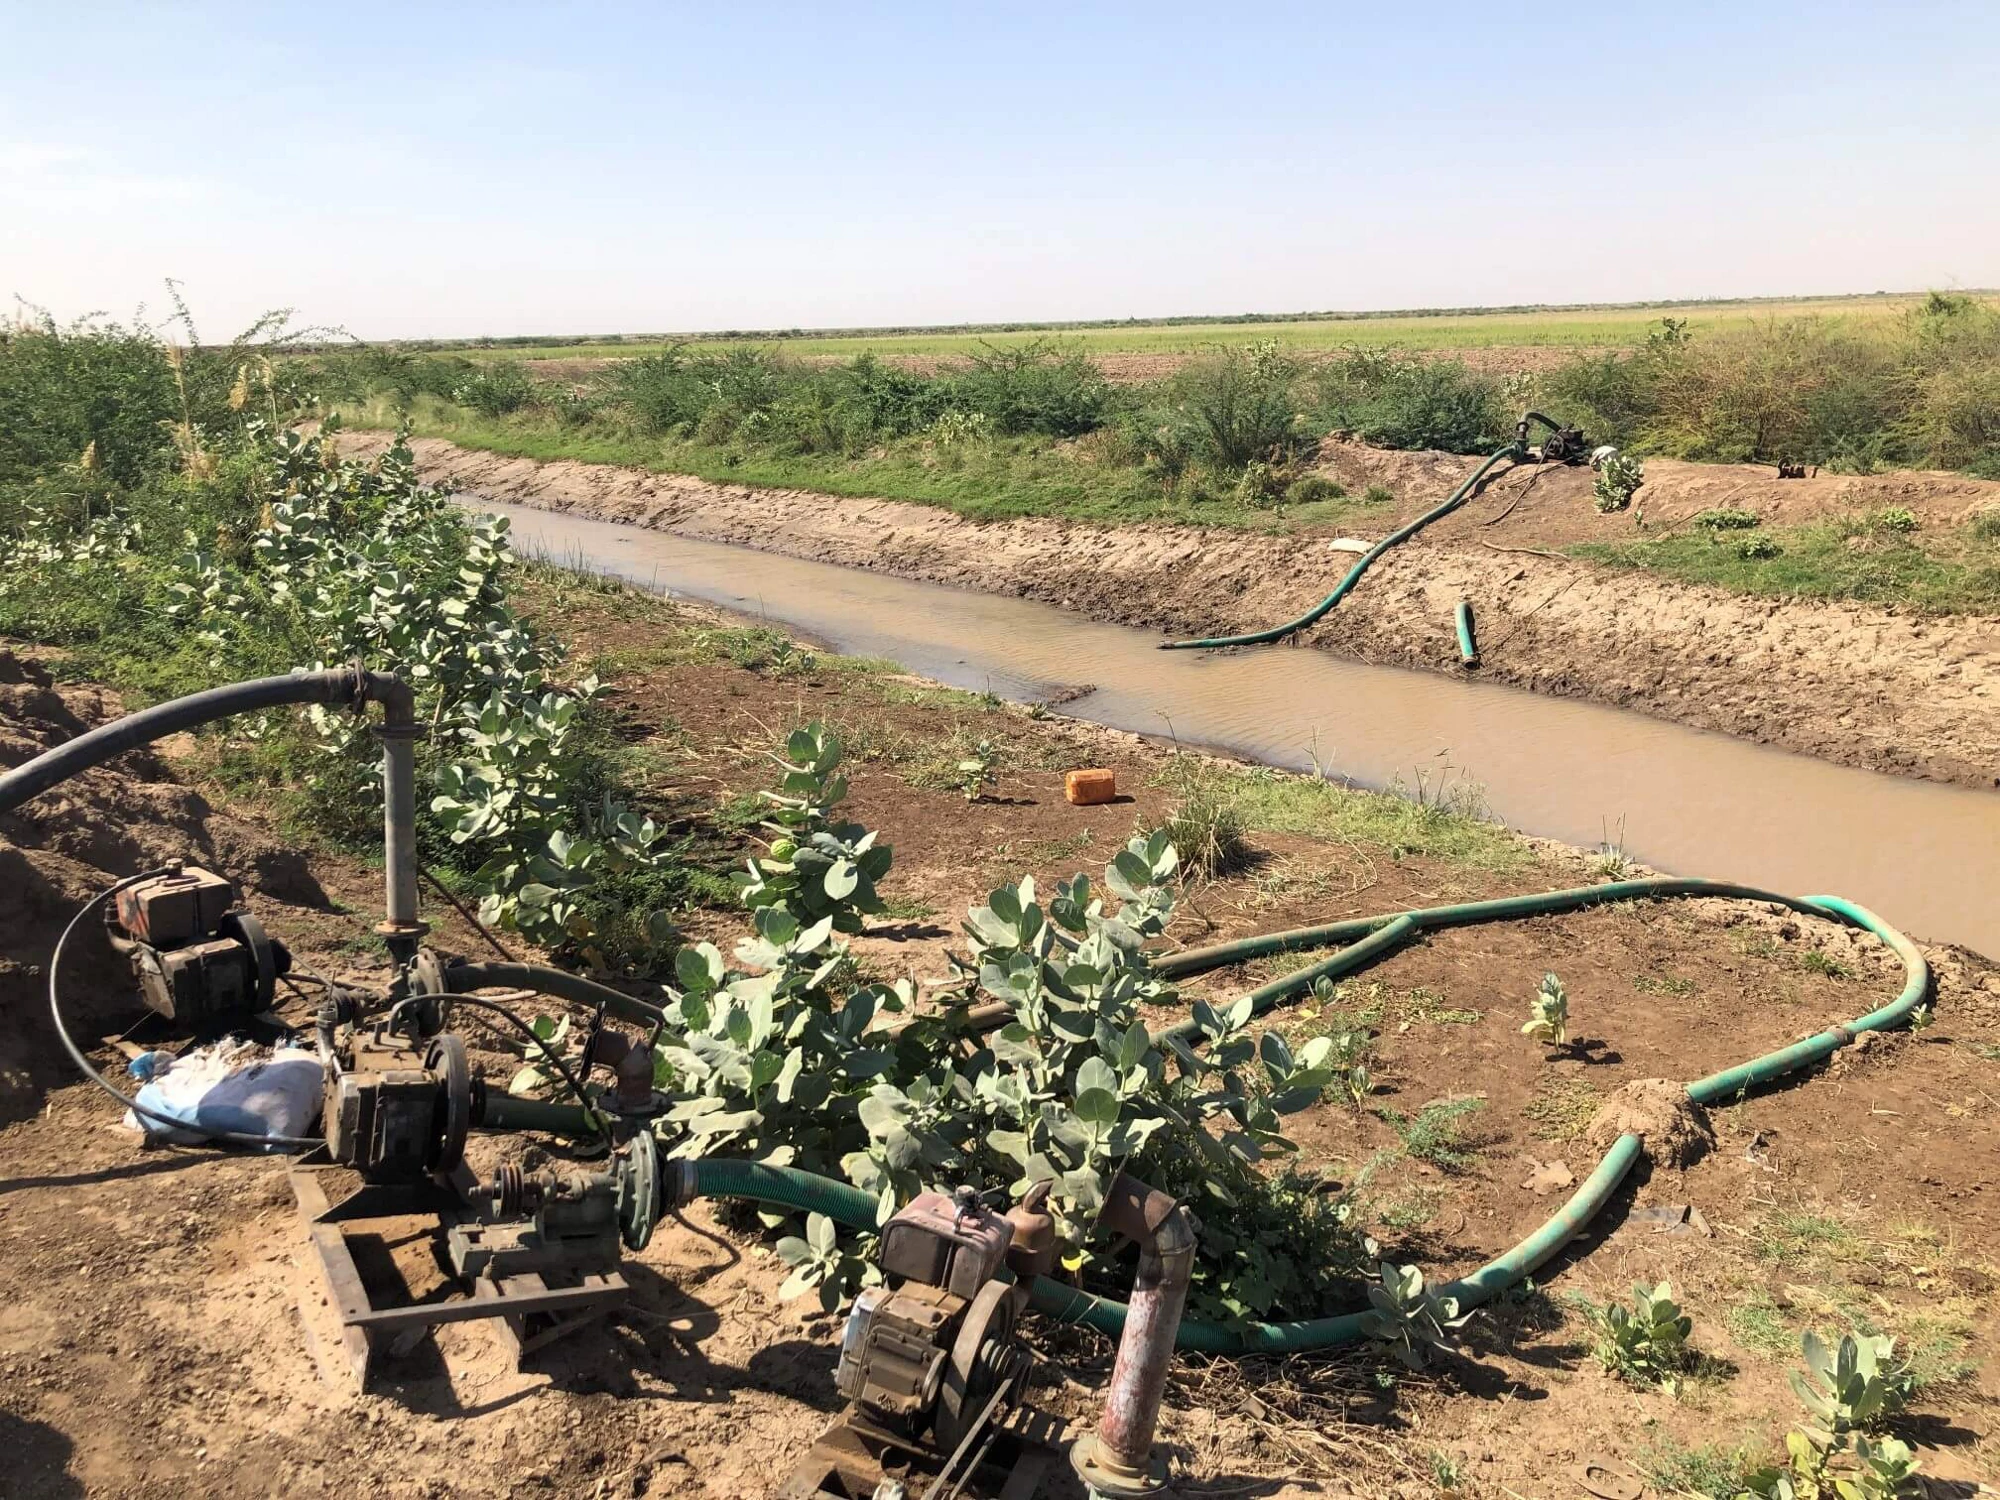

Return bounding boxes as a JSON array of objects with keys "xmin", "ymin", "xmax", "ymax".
[
  {"xmin": 1158, "ymin": 442, "xmax": 1525, "ymax": 651},
  {"xmin": 679, "ymin": 877, "xmax": 1929, "ymax": 1354}
]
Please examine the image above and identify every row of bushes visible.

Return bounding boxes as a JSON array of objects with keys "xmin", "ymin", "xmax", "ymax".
[
  {"xmin": 1544, "ymin": 294, "xmax": 2000, "ymax": 472},
  {"xmin": 310, "ymin": 293, "xmax": 2000, "ymax": 486}
]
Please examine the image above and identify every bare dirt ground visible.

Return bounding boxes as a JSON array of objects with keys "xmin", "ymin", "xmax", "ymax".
[
  {"xmin": 3, "ymin": 575, "xmax": 1999, "ymax": 1499},
  {"xmin": 359, "ymin": 434, "xmax": 2000, "ymax": 790}
]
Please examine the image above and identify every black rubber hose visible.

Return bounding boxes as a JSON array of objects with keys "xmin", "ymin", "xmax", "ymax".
[
  {"xmin": 442, "ymin": 960, "xmax": 668, "ymax": 1027},
  {"xmin": 0, "ymin": 667, "xmax": 388, "ymax": 816},
  {"xmin": 49, "ymin": 869, "xmax": 323, "ymax": 1151}
]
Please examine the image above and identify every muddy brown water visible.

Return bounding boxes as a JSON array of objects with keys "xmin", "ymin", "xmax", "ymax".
[{"xmin": 476, "ymin": 497, "xmax": 2000, "ymax": 958}]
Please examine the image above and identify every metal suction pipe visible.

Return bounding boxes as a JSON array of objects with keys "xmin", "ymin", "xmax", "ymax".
[{"xmin": 1070, "ymin": 1173, "xmax": 1198, "ymax": 1498}]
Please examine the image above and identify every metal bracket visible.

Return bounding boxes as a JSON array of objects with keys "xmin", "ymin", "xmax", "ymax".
[{"xmin": 288, "ymin": 1151, "xmax": 627, "ymax": 1391}]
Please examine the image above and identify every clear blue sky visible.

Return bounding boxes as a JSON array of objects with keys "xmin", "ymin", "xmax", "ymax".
[{"xmin": 4, "ymin": 1, "xmax": 1996, "ymax": 339}]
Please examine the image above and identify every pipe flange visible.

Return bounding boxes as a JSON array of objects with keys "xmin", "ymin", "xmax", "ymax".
[
  {"xmin": 1069, "ymin": 1434, "xmax": 1169, "ymax": 1498},
  {"xmin": 409, "ymin": 949, "xmax": 451, "ymax": 998},
  {"xmin": 618, "ymin": 1129, "xmax": 662, "ymax": 1251}
]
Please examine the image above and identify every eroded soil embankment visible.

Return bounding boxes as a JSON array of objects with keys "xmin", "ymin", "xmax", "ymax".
[{"xmin": 360, "ymin": 434, "xmax": 2000, "ymax": 789}]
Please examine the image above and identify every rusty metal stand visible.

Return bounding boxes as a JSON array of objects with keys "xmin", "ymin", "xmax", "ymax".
[
  {"xmin": 289, "ymin": 1148, "xmax": 628, "ymax": 1390},
  {"xmin": 776, "ymin": 1401, "xmax": 1063, "ymax": 1500}
]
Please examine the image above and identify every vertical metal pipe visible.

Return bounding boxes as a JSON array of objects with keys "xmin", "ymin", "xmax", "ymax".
[
  {"xmin": 366, "ymin": 676, "xmax": 426, "ymax": 960},
  {"xmin": 1070, "ymin": 1174, "xmax": 1196, "ymax": 1497}
]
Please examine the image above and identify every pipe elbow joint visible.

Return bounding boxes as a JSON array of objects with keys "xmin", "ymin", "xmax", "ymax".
[{"xmin": 349, "ymin": 665, "xmax": 417, "ymax": 726}]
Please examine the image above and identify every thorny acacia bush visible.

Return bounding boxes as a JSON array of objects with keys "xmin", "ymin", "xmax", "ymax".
[
  {"xmin": 640, "ymin": 724, "xmax": 1375, "ymax": 1323},
  {"xmin": 0, "ymin": 313, "xmax": 684, "ymax": 970},
  {"xmin": 1128, "ymin": 340, "xmax": 1312, "ymax": 479},
  {"xmin": 1313, "ymin": 347, "xmax": 1511, "ymax": 454},
  {"xmin": 594, "ymin": 339, "xmax": 1107, "ymax": 451}
]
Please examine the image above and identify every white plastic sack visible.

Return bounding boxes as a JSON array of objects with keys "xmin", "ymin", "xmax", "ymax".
[{"xmin": 123, "ymin": 1038, "xmax": 323, "ymax": 1145}]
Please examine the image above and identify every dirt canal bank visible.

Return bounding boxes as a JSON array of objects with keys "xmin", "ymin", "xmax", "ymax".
[{"xmin": 356, "ymin": 433, "xmax": 2000, "ymax": 793}]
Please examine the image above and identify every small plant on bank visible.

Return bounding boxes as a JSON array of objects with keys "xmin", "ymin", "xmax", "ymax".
[
  {"xmin": 1523, "ymin": 972, "xmax": 1571, "ymax": 1049},
  {"xmin": 1791, "ymin": 1332, "xmax": 1912, "ymax": 1441},
  {"xmin": 1734, "ymin": 1332, "xmax": 1922, "ymax": 1499},
  {"xmin": 1586, "ymin": 1280, "xmax": 1693, "ymax": 1391},
  {"xmin": 1362, "ymin": 482, "xmax": 1395, "ymax": 504},
  {"xmin": 1694, "ymin": 508, "xmax": 1764, "ymax": 531},
  {"xmin": 1154, "ymin": 755, "xmax": 1253, "ymax": 878},
  {"xmin": 1737, "ymin": 534, "xmax": 1784, "ymax": 559},
  {"xmin": 953, "ymin": 737, "xmax": 1001, "ymax": 801},
  {"xmin": 1359, "ymin": 1261, "xmax": 1472, "ymax": 1369},
  {"xmin": 776, "ymin": 1211, "xmax": 875, "ymax": 1312},
  {"xmin": 1873, "ymin": 506, "xmax": 1920, "ymax": 534},
  {"xmin": 1592, "ymin": 450, "xmax": 1646, "ymax": 513},
  {"xmin": 1284, "ymin": 474, "xmax": 1346, "ymax": 505}
]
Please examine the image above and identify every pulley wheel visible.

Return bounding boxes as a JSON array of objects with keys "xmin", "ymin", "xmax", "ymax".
[
  {"xmin": 425, "ymin": 1032, "xmax": 471, "ymax": 1173},
  {"xmin": 219, "ymin": 910, "xmax": 278, "ymax": 1010},
  {"xmin": 933, "ymin": 1280, "xmax": 1016, "ymax": 1453}
]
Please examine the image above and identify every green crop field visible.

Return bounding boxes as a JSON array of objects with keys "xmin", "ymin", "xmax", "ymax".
[{"xmin": 429, "ymin": 292, "xmax": 1976, "ymax": 365}]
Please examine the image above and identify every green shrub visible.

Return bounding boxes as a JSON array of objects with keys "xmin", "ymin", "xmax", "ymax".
[
  {"xmin": 1693, "ymin": 508, "xmax": 1763, "ymax": 531},
  {"xmin": 1315, "ymin": 349, "xmax": 1508, "ymax": 454},
  {"xmin": 1592, "ymin": 453, "xmax": 1645, "ymax": 513},
  {"xmin": 946, "ymin": 340, "xmax": 1107, "ymax": 437},
  {"xmin": 453, "ymin": 361, "xmax": 538, "ymax": 416},
  {"xmin": 1283, "ymin": 474, "xmax": 1346, "ymax": 504},
  {"xmin": 1137, "ymin": 339, "xmax": 1307, "ymax": 473},
  {"xmin": 650, "ymin": 798, "xmax": 1362, "ymax": 1324},
  {"xmin": 0, "ymin": 315, "xmax": 180, "ymax": 485},
  {"xmin": 0, "ymin": 324, "xmax": 686, "ymax": 972}
]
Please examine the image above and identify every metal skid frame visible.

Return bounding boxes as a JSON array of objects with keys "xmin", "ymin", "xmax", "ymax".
[
  {"xmin": 288, "ymin": 1148, "xmax": 628, "ymax": 1391},
  {"xmin": 776, "ymin": 1401, "xmax": 1063, "ymax": 1500}
]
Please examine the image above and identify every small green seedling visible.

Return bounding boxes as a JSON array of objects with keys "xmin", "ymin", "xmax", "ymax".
[
  {"xmin": 1522, "ymin": 972, "xmax": 1570, "ymax": 1049},
  {"xmin": 954, "ymin": 738, "xmax": 1001, "ymax": 801},
  {"xmin": 1790, "ymin": 1331, "xmax": 1911, "ymax": 1442},
  {"xmin": 1593, "ymin": 451, "xmax": 1645, "ymax": 513},
  {"xmin": 1586, "ymin": 1279, "xmax": 1693, "ymax": 1391},
  {"xmin": 1358, "ymin": 1261, "xmax": 1471, "ymax": 1369},
  {"xmin": 776, "ymin": 1211, "xmax": 872, "ymax": 1312}
]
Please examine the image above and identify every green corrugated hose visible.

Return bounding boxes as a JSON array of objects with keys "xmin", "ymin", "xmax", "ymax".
[
  {"xmin": 1159, "ymin": 443, "xmax": 1525, "ymax": 651},
  {"xmin": 670, "ymin": 877, "xmax": 1928, "ymax": 1353}
]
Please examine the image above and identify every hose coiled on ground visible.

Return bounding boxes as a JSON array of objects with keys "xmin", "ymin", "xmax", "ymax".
[{"xmin": 672, "ymin": 879, "xmax": 1928, "ymax": 1353}]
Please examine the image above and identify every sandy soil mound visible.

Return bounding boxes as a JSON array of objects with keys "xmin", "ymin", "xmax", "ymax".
[
  {"xmin": 351, "ymin": 434, "xmax": 2000, "ymax": 788},
  {"xmin": 1584, "ymin": 1078, "xmax": 1716, "ymax": 1168}
]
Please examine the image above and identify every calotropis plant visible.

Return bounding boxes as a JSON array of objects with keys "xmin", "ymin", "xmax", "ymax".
[
  {"xmin": 154, "ymin": 419, "xmax": 672, "ymax": 959},
  {"xmin": 734, "ymin": 724, "xmax": 890, "ymax": 935},
  {"xmin": 643, "ymin": 737, "xmax": 1350, "ymax": 1319},
  {"xmin": 1357, "ymin": 1261, "xmax": 1471, "ymax": 1369}
]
